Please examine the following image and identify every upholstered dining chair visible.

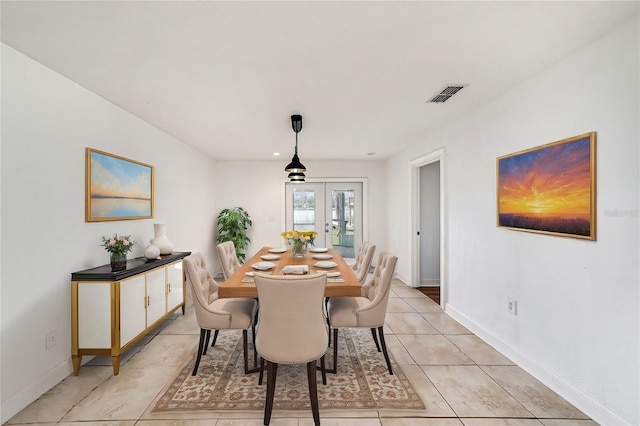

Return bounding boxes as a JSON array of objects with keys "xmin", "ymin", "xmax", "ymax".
[
  {"xmin": 351, "ymin": 242, "xmax": 376, "ymax": 284},
  {"xmin": 254, "ymin": 272, "xmax": 328, "ymax": 426},
  {"xmin": 183, "ymin": 252, "xmax": 258, "ymax": 376},
  {"xmin": 325, "ymin": 242, "xmax": 376, "ymax": 347},
  {"xmin": 327, "ymin": 252, "xmax": 398, "ymax": 375},
  {"xmin": 217, "ymin": 241, "xmax": 242, "ymax": 280}
]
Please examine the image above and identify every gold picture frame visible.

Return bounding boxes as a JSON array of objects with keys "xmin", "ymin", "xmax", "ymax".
[
  {"xmin": 497, "ymin": 132, "xmax": 596, "ymax": 240},
  {"xmin": 85, "ymin": 148, "xmax": 154, "ymax": 222}
]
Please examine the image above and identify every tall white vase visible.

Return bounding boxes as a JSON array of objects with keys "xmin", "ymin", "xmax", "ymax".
[{"xmin": 151, "ymin": 223, "xmax": 174, "ymax": 255}]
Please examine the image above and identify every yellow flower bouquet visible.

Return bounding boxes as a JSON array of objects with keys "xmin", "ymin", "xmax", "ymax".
[{"xmin": 281, "ymin": 230, "xmax": 317, "ymax": 258}]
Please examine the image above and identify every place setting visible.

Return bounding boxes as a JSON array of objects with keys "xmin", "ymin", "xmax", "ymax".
[
  {"xmin": 243, "ymin": 266, "xmax": 275, "ymax": 282},
  {"xmin": 312, "ymin": 253, "xmax": 332, "ymax": 260},
  {"xmin": 267, "ymin": 247, "xmax": 287, "ymax": 254},
  {"xmin": 309, "ymin": 247, "xmax": 329, "ymax": 253},
  {"xmin": 243, "ymin": 261, "xmax": 277, "ymax": 281},
  {"xmin": 260, "ymin": 254, "xmax": 281, "ymax": 261},
  {"xmin": 314, "ymin": 260, "xmax": 337, "ymax": 269}
]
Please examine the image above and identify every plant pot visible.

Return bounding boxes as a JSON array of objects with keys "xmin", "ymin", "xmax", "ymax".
[{"xmin": 110, "ymin": 254, "xmax": 127, "ymax": 271}]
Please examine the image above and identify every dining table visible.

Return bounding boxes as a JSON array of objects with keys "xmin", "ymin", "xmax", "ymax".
[{"xmin": 218, "ymin": 246, "xmax": 362, "ymax": 299}]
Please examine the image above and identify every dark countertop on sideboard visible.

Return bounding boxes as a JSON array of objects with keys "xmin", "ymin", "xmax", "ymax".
[{"xmin": 71, "ymin": 251, "xmax": 191, "ymax": 281}]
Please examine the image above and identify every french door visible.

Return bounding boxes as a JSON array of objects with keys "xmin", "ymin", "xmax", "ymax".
[{"xmin": 285, "ymin": 181, "xmax": 363, "ymax": 259}]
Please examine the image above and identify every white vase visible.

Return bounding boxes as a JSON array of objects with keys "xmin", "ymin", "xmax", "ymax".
[
  {"xmin": 144, "ymin": 243, "xmax": 161, "ymax": 260},
  {"xmin": 150, "ymin": 223, "xmax": 173, "ymax": 255}
]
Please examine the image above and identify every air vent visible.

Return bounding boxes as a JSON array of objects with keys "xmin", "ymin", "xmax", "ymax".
[{"xmin": 428, "ymin": 85, "xmax": 466, "ymax": 103}]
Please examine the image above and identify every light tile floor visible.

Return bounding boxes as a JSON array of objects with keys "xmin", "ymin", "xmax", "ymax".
[{"xmin": 5, "ymin": 279, "xmax": 598, "ymax": 426}]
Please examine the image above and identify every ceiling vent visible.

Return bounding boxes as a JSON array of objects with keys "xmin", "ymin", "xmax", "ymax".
[{"xmin": 428, "ymin": 85, "xmax": 466, "ymax": 103}]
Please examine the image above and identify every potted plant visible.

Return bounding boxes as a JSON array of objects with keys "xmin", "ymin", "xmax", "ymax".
[
  {"xmin": 101, "ymin": 233, "xmax": 136, "ymax": 271},
  {"xmin": 216, "ymin": 207, "xmax": 252, "ymax": 262}
]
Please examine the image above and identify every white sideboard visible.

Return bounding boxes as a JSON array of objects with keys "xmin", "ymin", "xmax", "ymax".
[{"xmin": 70, "ymin": 252, "xmax": 190, "ymax": 375}]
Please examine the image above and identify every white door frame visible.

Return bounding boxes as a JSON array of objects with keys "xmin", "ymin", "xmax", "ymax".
[
  {"xmin": 282, "ymin": 177, "xmax": 369, "ymax": 249},
  {"xmin": 409, "ymin": 149, "xmax": 446, "ymax": 308}
]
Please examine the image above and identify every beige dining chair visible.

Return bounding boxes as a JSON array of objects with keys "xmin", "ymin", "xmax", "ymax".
[
  {"xmin": 327, "ymin": 252, "xmax": 398, "ymax": 375},
  {"xmin": 184, "ymin": 252, "xmax": 259, "ymax": 375},
  {"xmin": 217, "ymin": 241, "xmax": 242, "ymax": 280},
  {"xmin": 351, "ymin": 242, "xmax": 376, "ymax": 284},
  {"xmin": 254, "ymin": 272, "xmax": 328, "ymax": 426}
]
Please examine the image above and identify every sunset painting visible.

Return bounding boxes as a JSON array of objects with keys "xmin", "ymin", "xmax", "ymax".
[
  {"xmin": 86, "ymin": 149, "xmax": 154, "ymax": 222},
  {"xmin": 497, "ymin": 132, "xmax": 596, "ymax": 240}
]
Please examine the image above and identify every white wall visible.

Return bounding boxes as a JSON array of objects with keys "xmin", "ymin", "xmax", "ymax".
[
  {"xmin": 0, "ymin": 44, "xmax": 218, "ymax": 422},
  {"xmin": 387, "ymin": 16, "xmax": 639, "ymax": 425},
  {"xmin": 213, "ymin": 160, "xmax": 388, "ymax": 271}
]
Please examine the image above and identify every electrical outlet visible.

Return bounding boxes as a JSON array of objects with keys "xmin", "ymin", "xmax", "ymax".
[
  {"xmin": 46, "ymin": 330, "xmax": 57, "ymax": 350},
  {"xmin": 507, "ymin": 298, "xmax": 518, "ymax": 316}
]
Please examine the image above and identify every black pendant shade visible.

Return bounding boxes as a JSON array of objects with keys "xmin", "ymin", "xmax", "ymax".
[{"xmin": 285, "ymin": 114, "xmax": 306, "ymax": 181}]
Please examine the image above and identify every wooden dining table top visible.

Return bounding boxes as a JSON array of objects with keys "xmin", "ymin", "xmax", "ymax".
[{"xmin": 218, "ymin": 246, "xmax": 362, "ymax": 299}]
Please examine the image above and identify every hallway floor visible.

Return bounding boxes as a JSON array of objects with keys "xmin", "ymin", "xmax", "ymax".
[{"xmin": 5, "ymin": 279, "xmax": 597, "ymax": 425}]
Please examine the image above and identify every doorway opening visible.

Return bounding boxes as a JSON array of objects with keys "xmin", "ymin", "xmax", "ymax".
[{"xmin": 410, "ymin": 149, "xmax": 445, "ymax": 307}]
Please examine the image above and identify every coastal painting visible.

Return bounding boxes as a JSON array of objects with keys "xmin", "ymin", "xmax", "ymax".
[
  {"xmin": 86, "ymin": 148, "xmax": 154, "ymax": 222},
  {"xmin": 497, "ymin": 132, "xmax": 596, "ymax": 240}
]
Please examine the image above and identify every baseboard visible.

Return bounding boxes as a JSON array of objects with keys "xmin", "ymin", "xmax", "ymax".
[
  {"xmin": 1, "ymin": 358, "xmax": 73, "ymax": 424},
  {"xmin": 394, "ymin": 272, "xmax": 410, "ymax": 286},
  {"xmin": 445, "ymin": 304, "xmax": 632, "ymax": 426}
]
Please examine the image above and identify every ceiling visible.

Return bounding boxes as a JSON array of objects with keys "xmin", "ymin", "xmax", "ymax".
[{"xmin": 2, "ymin": 1, "xmax": 638, "ymax": 161}]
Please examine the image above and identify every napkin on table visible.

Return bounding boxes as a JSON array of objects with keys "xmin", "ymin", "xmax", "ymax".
[{"xmin": 282, "ymin": 265, "xmax": 309, "ymax": 275}]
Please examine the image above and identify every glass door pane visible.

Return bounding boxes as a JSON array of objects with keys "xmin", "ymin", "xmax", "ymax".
[
  {"xmin": 326, "ymin": 183, "xmax": 362, "ymax": 259},
  {"xmin": 285, "ymin": 183, "xmax": 326, "ymax": 248}
]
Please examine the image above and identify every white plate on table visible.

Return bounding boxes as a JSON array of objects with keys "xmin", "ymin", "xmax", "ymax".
[
  {"xmin": 261, "ymin": 254, "xmax": 281, "ymax": 261},
  {"xmin": 251, "ymin": 261, "xmax": 276, "ymax": 271},
  {"xmin": 268, "ymin": 247, "xmax": 287, "ymax": 253},
  {"xmin": 245, "ymin": 271, "xmax": 255, "ymax": 277},
  {"xmin": 314, "ymin": 261, "xmax": 337, "ymax": 269},
  {"xmin": 325, "ymin": 271, "xmax": 341, "ymax": 278},
  {"xmin": 312, "ymin": 254, "xmax": 332, "ymax": 260},
  {"xmin": 309, "ymin": 247, "xmax": 329, "ymax": 253}
]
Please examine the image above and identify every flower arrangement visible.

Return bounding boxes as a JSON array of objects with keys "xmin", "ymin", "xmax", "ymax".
[
  {"xmin": 101, "ymin": 234, "xmax": 136, "ymax": 258},
  {"xmin": 281, "ymin": 230, "xmax": 317, "ymax": 257},
  {"xmin": 281, "ymin": 230, "xmax": 317, "ymax": 245}
]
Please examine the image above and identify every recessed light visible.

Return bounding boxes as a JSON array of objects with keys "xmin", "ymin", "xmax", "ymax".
[{"xmin": 273, "ymin": 152, "xmax": 280, "ymax": 156}]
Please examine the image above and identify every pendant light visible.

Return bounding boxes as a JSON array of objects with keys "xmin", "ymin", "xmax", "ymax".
[{"xmin": 285, "ymin": 114, "xmax": 306, "ymax": 182}]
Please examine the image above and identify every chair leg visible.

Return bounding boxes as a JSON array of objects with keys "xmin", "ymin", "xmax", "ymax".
[
  {"xmin": 203, "ymin": 329, "xmax": 212, "ymax": 355},
  {"xmin": 370, "ymin": 327, "xmax": 381, "ymax": 352},
  {"xmin": 307, "ymin": 361, "xmax": 321, "ymax": 426},
  {"xmin": 327, "ymin": 328, "xmax": 338, "ymax": 374},
  {"xmin": 377, "ymin": 326, "xmax": 394, "ymax": 375},
  {"xmin": 252, "ymin": 322, "xmax": 258, "ymax": 367},
  {"xmin": 192, "ymin": 328, "xmax": 207, "ymax": 376},
  {"xmin": 264, "ymin": 361, "xmax": 278, "ymax": 426},
  {"xmin": 211, "ymin": 329, "xmax": 219, "ymax": 348},
  {"xmin": 258, "ymin": 357, "xmax": 265, "ymax": 385},
  {"xmin": 325, "ymin": 297, "xmax": 331, "ymax": 346},
  {"xmin": 243, "ymin": 329, "xmax": 261, "ymax": 374},
  {"xmin": 243, "ymin": 330, "xmax": 249, "ymax": 374},
  {"xmin": 320, "ymin": 355, "xmax": 327, "ymax": 385}
]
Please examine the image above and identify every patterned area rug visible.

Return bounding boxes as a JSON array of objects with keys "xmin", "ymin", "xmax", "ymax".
[{"xmin": 152, "ymin": 328, "xmax": 425, "ymax": 412}]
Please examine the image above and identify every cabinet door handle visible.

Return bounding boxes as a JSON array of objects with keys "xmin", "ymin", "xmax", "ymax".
[{"xmin": 146, "ymin": 296, "xmax": 150, "ymax": 307}]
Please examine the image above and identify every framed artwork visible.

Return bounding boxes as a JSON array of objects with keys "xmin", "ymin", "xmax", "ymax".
[
  {"xmin": 85, "ymin": 148, "xmax": 154, "ymax": 222},
  {"xmin": 497, "ymin": 132, "xmax": 596, "ymax": 240}
]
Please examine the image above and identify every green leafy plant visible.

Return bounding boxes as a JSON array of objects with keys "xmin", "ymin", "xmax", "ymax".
[{"xmin": 216, "ymin": 207, "xmax": 252, "ymax": 262}]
